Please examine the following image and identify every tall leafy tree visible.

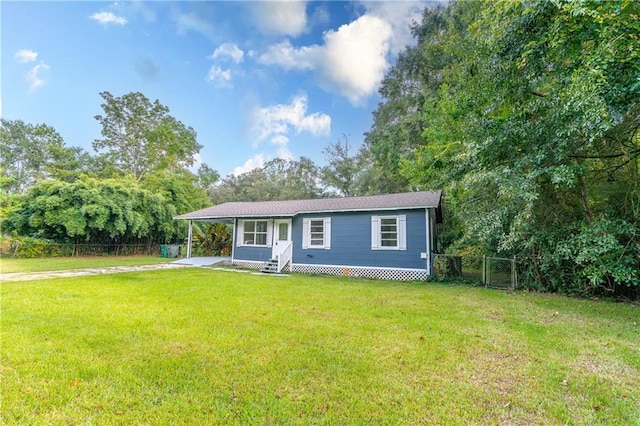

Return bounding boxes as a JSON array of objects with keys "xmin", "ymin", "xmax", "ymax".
[
  {"xmin": 196, "ymin": 163, "xmax": 220, "ymax": 191},
  {"xmin": 396, "ymin": 0, "xmax": 639, "ymax": 293},
  {"xmin": 208, "ymin": 157, "xmax": 324, "ymax": 204},
  {"xmin": 93, "ymin": 91, "xmax": 203, "ymax": 181},
  {"xmin": 364, "ymin": 4, "xmax": 464, "ymax": 194},
  {"xmin": 0, "ymin": 119, "xmax": 86, "ymax": 194},
  {"xmin": 321, "ymin": 135, "xmax": 360, "ymax": 197}
]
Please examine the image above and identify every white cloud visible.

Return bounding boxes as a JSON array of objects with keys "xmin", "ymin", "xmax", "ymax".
[
  {"xmin": 26, "ymin": 62, "xmax": 50, "ymax": 91},
  {"xmin": 188, "ymin": 153, "xmax": 203, "ymax": 174},
  {"xmin": 276, "ymin": 146, "xmax": 294, "ymax": 161},
  {"xmin": 252, "ymin": 93, "xmax": 331, "ymax": 145},
  {"xmin": 14, "ymin": 49, "xmax": 38, "ymax": 63},
  {"xmin": 206, "ymin": 43, "xmax": 245, "ymax": 87},
  {"xmin": 258, "ymin": 15, "xmax": 392, "ymax": 105},
  {"xmin": 240, "ymin": 94, "xmax": 330, "ymax": 174},
  {"xmin": 211, "ymin": 43, "xmax": 244, "ymax": 64},
  {"xmin": 175, "ymin": 11, "xmax": 215, "ymax": 40},
  {"xmin": 258, "ymin": 40, "xmax": 318, "ymax": 71},
  {"xmin": 271, "ymin": 134, "xmax": 289, "ymax": 146},
  {"xmin": 205, "ymin": 66, "xmax": 232, "ymax": 88},
  {"xmin": 360, "ymin": 1, "xmax": 425, "ymax": 54},
  {"xmin": 232, "ymin": 154, "xmax": 265, "ymax": 176},
  {"xmin": 253, "ymin": 1, "xmax": 307, "ymax": 37},
  {"xmin": 321, "ymin": 15, "xmax": 392, "ymax": 105},
  {"xmin": 90, "ymin": 11, "xmax": 128, "ymax": 26}
]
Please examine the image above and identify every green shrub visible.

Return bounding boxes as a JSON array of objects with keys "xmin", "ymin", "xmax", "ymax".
[{"xmin": 0, "ymin": 236, "xmax": 72, "ymax": 258}]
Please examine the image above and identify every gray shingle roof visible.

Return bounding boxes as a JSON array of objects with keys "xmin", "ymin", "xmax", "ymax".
[{"xmin": 174, "ymin": 190, "xmax": 442, "ymax": 220}]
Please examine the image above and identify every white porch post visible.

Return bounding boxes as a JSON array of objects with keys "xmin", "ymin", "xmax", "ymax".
[
  {"xmin": 187, "ymin": 220, "xmax": 193, "ymax": 258},
  {"xmin": 231, "ymin": 218, "xmax": 236, "ymax": 262},
  {"xmin": 425, "ymin": 208, "xmax": 431, "ymax": 277}
]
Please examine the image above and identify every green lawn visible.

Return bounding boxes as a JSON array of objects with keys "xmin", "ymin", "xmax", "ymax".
[
  {"xmin": 2, "ymin": 270, "xmax": 638, "ymax": 424},
  {"xmin": 0, "ymin": 256, "xmax": 171, "ymax": 274}
]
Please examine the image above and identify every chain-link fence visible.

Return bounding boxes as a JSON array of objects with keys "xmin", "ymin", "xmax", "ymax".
[
  {"xmin": 433, "ymin": 254, "xmax": 483, "ymax": 283},
  {"xmin": 484, "ymin": 256, "xmax": 517, "ymax": 289},
  {"xmin": 433, "ymin": 254, "xmax": 517, "ymax": 289},
  {"xmin": 0, "ymin": 242, "xmax": 162, "ymax": 258}
]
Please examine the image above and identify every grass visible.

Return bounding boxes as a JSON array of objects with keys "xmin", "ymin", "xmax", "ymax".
[
  {"xmin": 1, "ymin": 269, "xmax": 639, "ymax": 424},
  {"xmin": 0, "ymin": 256, "xmax": 172, "ymax": 274}
]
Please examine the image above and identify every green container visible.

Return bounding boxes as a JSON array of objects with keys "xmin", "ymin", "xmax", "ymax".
[{"xmin": 160, "ymin": 244, "xmax": 168, "ymax": 258}]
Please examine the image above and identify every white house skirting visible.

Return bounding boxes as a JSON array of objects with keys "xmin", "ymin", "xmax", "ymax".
[{"xmin": 231, "ymin": 260, "xmax": 427, "ymax": 281}]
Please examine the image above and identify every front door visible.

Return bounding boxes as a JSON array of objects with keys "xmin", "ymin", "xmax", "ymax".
[{"xmin": 272, "ymin": 219, "xmax": 292, "ymax": 258}]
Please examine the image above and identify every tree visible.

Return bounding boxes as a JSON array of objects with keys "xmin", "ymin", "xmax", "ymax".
[
  {"xmin": 196, "ymin": 163, "xmax": 220, "ymax": 190},
  {"xmin": 93, "ymin": 91, "xmax": 203, "ymax": 181},
  {"xmin": 143, "ymin": 168, "xmax": 211, "ymax": 238},
  {"xmin": 363, "ymin": 4, "xmax": 460, "ymax": 194},
  {"xmin": 208, "ymin": 157, "xmax": 325, "ymax": 204},
  {"xmin": 0, "ymin": 119, "xmax": 86, "ymax": 194},
  {"xmin": 321, "ymin": 135, "xmax": 360, "ymax": 197},
  {"xmin": 4, "ymin": 177, "xmax": 175, "ymax": 243}
]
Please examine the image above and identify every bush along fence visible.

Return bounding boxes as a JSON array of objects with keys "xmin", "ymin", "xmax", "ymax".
[
  {"xmin": 0, "ymin": 238, "xmax": 164, "ymax": 258},
  {"xmin": 433, "ymin": 254, "xmax": 517, "ymax": 290}
]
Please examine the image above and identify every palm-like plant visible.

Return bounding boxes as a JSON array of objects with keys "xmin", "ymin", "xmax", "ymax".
[{"xmin": 193, "ymin": 223, "xmax": 232, "ymax": 256}]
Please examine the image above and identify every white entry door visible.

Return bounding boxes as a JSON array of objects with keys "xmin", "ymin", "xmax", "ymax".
[{"xmin": 272, "ymin": 219, "xmax": 292, "ymax": 259}]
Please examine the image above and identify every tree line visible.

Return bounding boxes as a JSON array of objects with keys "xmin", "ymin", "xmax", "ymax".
[
  {"xmin": 1, "ymin": 91, "xmax": 214, "ymax": 245},
  {"xmin": 0, "ymin": 93, "xmax": 372, "ymax": 246}
]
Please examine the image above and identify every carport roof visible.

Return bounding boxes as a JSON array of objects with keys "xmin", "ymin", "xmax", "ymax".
[{"xmin": 174, "ymin": 190, "xmax": 442, "ymax": 220}]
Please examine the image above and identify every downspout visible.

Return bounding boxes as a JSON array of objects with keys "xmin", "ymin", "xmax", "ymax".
[{"xmin": 187, "ymin": 220, "xmax": 193, "ymax": 258}]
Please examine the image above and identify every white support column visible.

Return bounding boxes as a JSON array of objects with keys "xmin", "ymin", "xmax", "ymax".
[
  {"xmin": 231, "ymin": 218, "xmax": 236, "ymax": 262},
  {"xmin": 425, "ymin": 208, "xmax": 431, "ymax": 277},
  {"xmin": 187, "ymin": 220, "xmax": 193, "ymax": 258}
]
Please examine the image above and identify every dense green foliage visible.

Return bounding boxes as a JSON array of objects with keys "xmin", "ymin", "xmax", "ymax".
[
  {"xmin": 193, "ymin": 223, "xmax": 232, "ymax": 256},
  {"xmin": 1, "ymin": 92, "xmax": 211, "ymax": 245},
  {"xmin": 0, "ymin": 119, "xmax": 89, "ymax": 194},
  {"xmin": 0, "ymin": 235, "xmax": 74, "ymax": 258},
  {"xmin": 5, "ymin": 178, "xmax": 174, "ymax": 243},
  {"xmin": 208, "ymin": 157, "xmax": 325, "ymax": 203},
  {"xmin": 366, "ymin": 0, "xmax": 639, "ymax": 296},
  {"xmin": 93, "ymin": 91, "xmax": 202, "ymax": 182}
]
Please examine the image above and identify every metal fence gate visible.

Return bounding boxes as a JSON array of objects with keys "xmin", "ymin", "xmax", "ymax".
[
  {"xmin": 433, "ymin": 254, "xmax": 517, "ymax": 290},
  {"xmin": 483, "ymin": 256, "xmax": 517, "ymax": 290}
]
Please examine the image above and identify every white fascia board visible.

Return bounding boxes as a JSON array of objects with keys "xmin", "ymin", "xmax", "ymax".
[{"xmin": 295, "ymin": 206, "xmax": 429, "ymax": 215}]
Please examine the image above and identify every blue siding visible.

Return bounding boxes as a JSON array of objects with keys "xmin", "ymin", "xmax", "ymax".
[
  {"xmin": 291, "ymin": 209, "xmax": 428, "ymax": 269},
  {"xmin": 233, "ymin": 245, "xmax": 272, "ymax": 262},
  {"xmin": 232, "ymin": 218, "xmax": 272, "ymax": 262}
]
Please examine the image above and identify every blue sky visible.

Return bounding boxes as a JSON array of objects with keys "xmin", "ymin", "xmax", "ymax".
[{"xmin": 2, "ymin": 1, "xmax": 434, "ymax": 177}]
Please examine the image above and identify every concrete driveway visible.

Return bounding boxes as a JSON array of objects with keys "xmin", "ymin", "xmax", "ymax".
[
  {"xmin": 0, "ymin": 263, "xmax": 193, "ymax": 282},
  {"xmin": 0, "ymin": 257, "xmax": 233, "ymax": 282}
]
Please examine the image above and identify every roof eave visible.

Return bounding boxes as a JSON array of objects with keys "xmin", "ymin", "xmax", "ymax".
[{"xmin": 174, "ymin": 205, "xmax": 439, "ymax": 220}]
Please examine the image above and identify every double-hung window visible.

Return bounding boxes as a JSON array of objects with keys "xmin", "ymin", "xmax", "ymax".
[
  {"xmin": 371, "ymin": 215, "xmax": 406, "ymax": 250},
  {"xmin": 302, "ymin": 217, "xmax": 331, "ymax": 249},
  {"xmin": 309, "ymin": 219, "xmax": 325, "ymax": 246},
  {"xmin": 380, "ymin": 217, "xmax": 398, "ymax": 247},
  {"xmin": 241, "ymin": 220, "xmax": 268, "ymax": 246}
]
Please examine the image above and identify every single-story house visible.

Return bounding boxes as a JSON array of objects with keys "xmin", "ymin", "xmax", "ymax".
[{"xmin": 174, "ymin": 190, "xmax": 442, "ymax": 281}]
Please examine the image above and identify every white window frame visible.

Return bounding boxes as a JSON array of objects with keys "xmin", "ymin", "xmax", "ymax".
[
  {"xmin": 371, "ymin": 215, "xmax": 406, "ymax": 250},
  {"xmin": 237, "ymin": 220, "xmax": 272, "ymax": 247},
  {"xmin": 302, "ymin": 217, "xmax": 331, "ymax": 250}
]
